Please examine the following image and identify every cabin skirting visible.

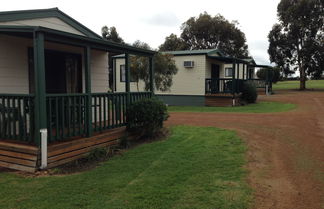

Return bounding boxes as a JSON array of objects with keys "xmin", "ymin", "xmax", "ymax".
[{"xmin": 0, "ymin": 127, "xmax": 127, "ymax": 172}]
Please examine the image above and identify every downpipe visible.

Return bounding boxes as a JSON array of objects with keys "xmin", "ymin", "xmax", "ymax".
[{"xmin": 40, "ymin": 129, "xmax": 48, "ymax": 169}]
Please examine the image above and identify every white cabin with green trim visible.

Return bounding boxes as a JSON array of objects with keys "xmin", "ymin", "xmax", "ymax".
[
  {"xmin": 0, "ymin": 8, "xmax": 155, "ymax": 172},
  {"xmin": 113, "ymin": 49, "xmax": 267, "ymax": 106}
]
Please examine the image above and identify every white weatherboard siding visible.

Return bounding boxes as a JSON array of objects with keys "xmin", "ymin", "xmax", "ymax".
[
  {"xmin": 0, "ymin": 17, "xmax": 85, "ymax": 36},
  {"xmin": 0, "ymin": 35, "xmax": 31, "ymax": 94},
  {"xmin": 90, "ymin": 50, "xmax": 109, "ymax": 93},
  {"xmin": 157, "ymin": 55, "xmax": 206, "ymax": 95},
  {"xmin": 0, "ymin": 35, "xmax": 109, "ymax": 94},
  {"xmin": 115, "ymin": 55, "xmax": 206, "ymax": 95},
  {"xmin": 115, "ymin": 58, "xmax": 146, "ymax": 92}
]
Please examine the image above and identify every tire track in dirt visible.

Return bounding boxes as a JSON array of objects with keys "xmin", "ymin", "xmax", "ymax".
[{"xmin": 166, "ymin": 90, "xmax": 324, "ymax": 209}]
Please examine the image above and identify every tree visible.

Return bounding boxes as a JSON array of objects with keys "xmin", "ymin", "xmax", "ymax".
[
  {"xmin": 268, "ymin": 0, "xmax": 324, "ymax": 90},
  {"xmin": 256, "ymin": 67, "xmax": 281, "ymax": 83},
  {"xmin": 161, "ymin": 12, "xmax": 249, "ymax": 58},
  {"xmin": 158, "ymin": 33, "xmax": 189, "ymax": 51},
  {"xmin": 101, "ymin": 26, "xmax": 125, "ymax": 44},
  {"xmin": 130, "ymin": 41, "xmax": 178, "ymax": 92}
]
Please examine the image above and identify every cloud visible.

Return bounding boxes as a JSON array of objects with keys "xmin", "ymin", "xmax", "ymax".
[{"xmin": 141, "ymin": 12, "xmax": 180, "ymax": 27}]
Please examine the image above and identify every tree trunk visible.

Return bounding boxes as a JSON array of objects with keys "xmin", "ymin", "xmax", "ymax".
[
  {"xmin": 297, "ymin": 39, "xmax": 306, "ymax": 90},
  {"xmin": 299, "ymin": 66, "xmax": 306, "ymax": 90}
]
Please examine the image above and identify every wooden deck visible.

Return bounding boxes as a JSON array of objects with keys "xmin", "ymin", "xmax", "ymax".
[
  {"xmin": 205, "ymin": 94, "xmax": 241, "ymax": 107},
  {"xmin": 0, "ymin": 127, "xmax": 127, "ymax": 172}
]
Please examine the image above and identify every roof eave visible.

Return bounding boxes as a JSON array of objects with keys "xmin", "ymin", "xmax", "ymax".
[{"xmin": 0, "ymin": 25, "xmax": 156, "ymax": 56}]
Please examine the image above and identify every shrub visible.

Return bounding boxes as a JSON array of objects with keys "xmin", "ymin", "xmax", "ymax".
[
  {"xmin": 241, "ymin": 81, "xmax": 258, "ymax": 103},
  {"xmin": 127, "ymin": 97, "xmax": 169, "ymax": 137},
  {"xmin": 256, "ymin": 67, "xmax": 281, "ymax": 83}
]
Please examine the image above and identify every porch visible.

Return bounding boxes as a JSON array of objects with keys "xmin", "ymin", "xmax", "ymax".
[
  {"xmin": 0, "ymin": 26, "xmax": 155, "ymax": 171},
  {"xmin": 204, "ymin": 60, "xmax": 272, "ymax": 106}
]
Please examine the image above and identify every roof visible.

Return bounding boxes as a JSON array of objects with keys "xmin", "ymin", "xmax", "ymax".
[
  {"xmin": 0, "ymin": 8, "xmax": 102, "ymax": 39},
  {"xmin": 112, "ymin": 49, "xmax": 252, "ymax": 64},
  {"xmin": 162, "ymin": 49, "xmax": 225, "ymax": 56},
  {"xmin": 0, "ymin": 25, "xmax": 156, "ymax": 56},
  {"xmin": 243, "ymin": 58, "xmax": 257, "ymax": 65}
]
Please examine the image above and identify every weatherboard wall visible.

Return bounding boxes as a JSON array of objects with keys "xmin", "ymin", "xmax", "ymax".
[
  {"xmin": 0, "ymin": 34, "xmax": 109, "ymax": 94},
  {"xmin": 0, "ymin": 17, "xmax": 85, "ymax": 36},
  {"xmin": 114, "ymin": 55, "xmax": 207, "ymax": 95}
]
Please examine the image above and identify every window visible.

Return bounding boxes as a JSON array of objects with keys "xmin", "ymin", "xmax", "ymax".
[
  {"xmin": 120, "ymin": 65, "xmax": 136, "ymax": 82},
  {"xmin": 225, "ymin": 68, "xmax": 233, "ymax": 77},
  {"xmin": 120, "ymin": 65, "xmax": 126, "ymax": 82}
]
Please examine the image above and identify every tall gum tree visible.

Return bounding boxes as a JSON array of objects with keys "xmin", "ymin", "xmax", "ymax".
[{"xmin": 268, "ymin": 0, "xmax": 324, "ymax": 90}]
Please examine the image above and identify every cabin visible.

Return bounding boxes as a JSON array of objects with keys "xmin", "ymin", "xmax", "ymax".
[
  {"xmin": 0, "ymin": 8, "xmax": 155, "ymax": 172},
  {"xmin": 113, "ymin": 49, "xmax": 272, "ymax": 107}
]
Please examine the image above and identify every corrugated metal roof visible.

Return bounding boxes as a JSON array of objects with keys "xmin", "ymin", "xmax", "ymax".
[{"xmin": 162, "ymin": 49, "xmax": 223, "ymax": 56}]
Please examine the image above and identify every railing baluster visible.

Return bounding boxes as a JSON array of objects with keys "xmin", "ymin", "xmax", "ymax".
[
  {"xmin": 103, "ymin": 95, "xmax": 107, "ymax": 129},
  {"xmin": 99, "ymin": 95, "xmax": 102, "ymax": 131},
  {"xmin": 48, "ymin": 97, "xmax": 53, "ymax": 142}
]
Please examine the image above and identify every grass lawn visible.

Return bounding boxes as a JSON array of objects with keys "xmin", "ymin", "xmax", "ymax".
[
  {"xmin": 0, "ymin": 126, "xmax": 251, "ymax": 209},
  {"xmin": 168, "ymin": 101, "xmax": 296, "ymax": 113},
  {"xmin": 273, "ymin": 80, "xmax": 324, "ymax": 90}
]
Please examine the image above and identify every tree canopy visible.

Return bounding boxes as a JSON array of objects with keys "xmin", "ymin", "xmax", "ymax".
[
  {"xmin": 159, "ymin": 12, "xmax": 249, "ymax": 58},
  {"xmin": 101, "ymin": 26, "xmax": 125, "ymax": 44},
  {"xmin": 130, "ymin": 41, "xmax": 178, "ymax": 92},
  {"xmin": 158, "ymin": 33, "xmax": 189, "ymax": 51},
  {"xmin": 268, "ymin": 0, "xmax": 324, "ymax": 90},
  {"xmin": 256, "ymin": 67, "xmax": 281, "ymax": 83}
]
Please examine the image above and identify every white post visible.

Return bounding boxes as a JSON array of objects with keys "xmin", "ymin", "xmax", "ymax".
[
  {"xmin": 232, "ymin": 98, "xmax": 236, "ymax": 106},
  {"xmin": 266, "ymin": 84, "xmax": 269, "ymax": 96},
  {"xmin": 40, "ymin": 129, "xmax": 48, "ymax": 169}
]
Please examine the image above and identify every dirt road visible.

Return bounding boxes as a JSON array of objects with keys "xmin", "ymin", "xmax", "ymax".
[{"xmin": 167, "ymin": 90, "xmax": 324, "ymax": 209}]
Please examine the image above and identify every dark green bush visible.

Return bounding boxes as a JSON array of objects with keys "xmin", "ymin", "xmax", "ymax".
[
  {"xmin": 241, "ymin": 81, "xmax": 258, "ymax": 103},
  {"xmin": 127, "ymin": 97, "xmax": 168, "ymax": 137}
]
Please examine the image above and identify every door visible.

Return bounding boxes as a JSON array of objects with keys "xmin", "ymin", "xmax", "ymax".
[
  {"xmin": 28, "ymin": 49, "xmax": 82, "ymax": 94},
  {"xmin": 211, "ymin": 64, "xmax": 220, "ymax": 93}
]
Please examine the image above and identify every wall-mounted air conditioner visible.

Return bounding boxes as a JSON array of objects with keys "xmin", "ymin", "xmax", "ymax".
[{"xmin": 184, "ymin": 61, "xmax": 194, "ymax": 68}]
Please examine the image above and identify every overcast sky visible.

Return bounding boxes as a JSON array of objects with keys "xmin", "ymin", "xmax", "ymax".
[{"xmin": 2, "ymin": 0, "xmax": 281, "ymax": 65}]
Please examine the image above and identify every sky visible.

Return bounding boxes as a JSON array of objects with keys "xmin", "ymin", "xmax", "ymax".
[{"xmin": 2, "ymin": 0, "xmax": 281, "ymax": 65}]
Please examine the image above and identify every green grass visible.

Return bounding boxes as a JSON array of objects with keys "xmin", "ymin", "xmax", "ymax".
[
  {"xmin": 273, "ymin": 80, "xmax": 324, "ymax": 90},
  {"xmin": 0, "ymin": 126, "xmax": 251, "ymax": 209},
  {"xmin": 168, "ymin": 101, "xmax": 296, "ymax": 113}
]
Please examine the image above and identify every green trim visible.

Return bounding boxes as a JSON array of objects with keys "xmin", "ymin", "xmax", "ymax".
[
  {"xmin": 125, "ymin": 54, "xmax": 131, "ymax": 107},
  {"xmin": 84, "ymin": 46, "xmax": 93, "ymax": 137},
  {"xmin": 161, "ymin": 49, "xmax": 223, "ymax": 56},
  {"xmin": 156, "ymin": 94, "xmax": 205, "ymax": 106},
  {"xmin": 33, "ymin": 32, "xmax": 47, "ymax": 146},
  {"xmin": 0, "ymin": 25, "xmax": 156, "ymax": 56},
  {"xmin": 149, "ymin": 57, "xmax": 154, "ymax": 93},
  {"xmin": 0, "ymin": 8, "xmax": 101, "ymax": 39}
]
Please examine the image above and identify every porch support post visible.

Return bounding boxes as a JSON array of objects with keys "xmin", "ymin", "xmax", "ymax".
[
  {"xmin": 149, "ymin": 56, "xmax": 154, "ymax": 94},
  {"xmin": 85, "ymin": 46, "xmax": 93, "ymax": 137},
  {"xmin": 232, "ymin": 59, "xmax": 236, "ymax": 95},
  {"xmin": 125, "ymin": 53, "xmax": 131, "ymax": 106},
  {"xmin": 33, "ymin": 31, "xmax": 47, "ymax": 147},
  {"xmin": 243, "ymin": 64, "xmax": 245, "ymax": 80}
]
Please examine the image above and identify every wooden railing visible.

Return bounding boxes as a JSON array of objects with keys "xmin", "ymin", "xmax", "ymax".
[
  {"xmin": 205, "ymin": 78, "xmax": 245, "ymax": 94},
  {"xmin": 46, "ymin": 92, "xmax": 152, "ymax": 142},
  {"xmin": 130, "ymin": 92, "xmax": 152, "ymax": 103},
  {"xmin": 46, "ymin": 94, "xmax": 87, "ymax": 142},
  {"xmin": 0, "ymin": 92, "xmax": 152, "ymax": 143},
  {"xmin": 248, "ymin": 79, "xmax": 266, "ymax": 88},
  {"xmin": 91, "ymin": 93, "xmax": 127, "ymax": 133},
  {"xmin": 0, "ymin": 94, "xmax": 35, "ymax": 142},
  {"xmin": 205, "ymin": 78, "xmax": 271, "ymax": 95}
]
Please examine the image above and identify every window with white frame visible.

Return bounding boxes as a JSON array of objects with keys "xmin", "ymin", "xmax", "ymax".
[
  {"xmin": 225, "ymin": 68, "xmax": 233, "ymax": 77},
  {"xmin": 120, "ymin": 65, "xmax": 136, "ymax": 82}
]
